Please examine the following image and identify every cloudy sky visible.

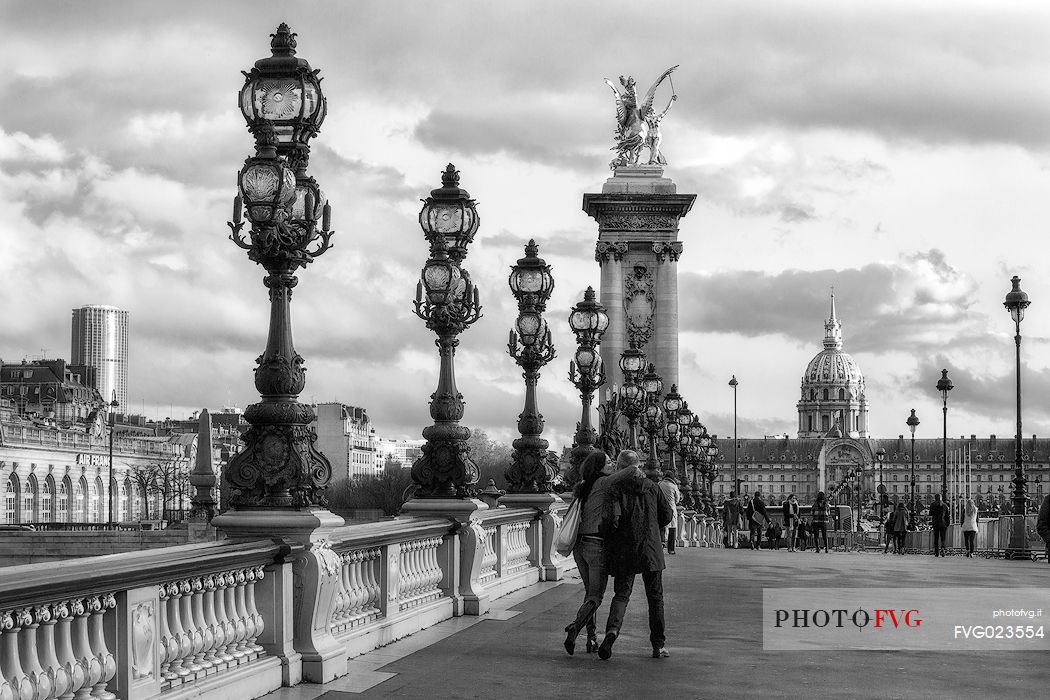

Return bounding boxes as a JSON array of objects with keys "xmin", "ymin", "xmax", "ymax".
[{"xmin": 2, "ymin": 0, "xmax": 1049, "ymax": 451}]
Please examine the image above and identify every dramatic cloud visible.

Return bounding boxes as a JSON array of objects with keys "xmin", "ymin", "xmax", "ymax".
[{"xmin": 680, "ymin": 249, "xmax": 984, "ymax": 353}]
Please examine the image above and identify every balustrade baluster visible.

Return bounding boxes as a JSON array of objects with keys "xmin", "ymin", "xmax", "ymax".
[
  {"xmin": 54, "ymin": 601, "xmax": 86, "ymax": 700},
  {"xmin": 366, "ymin": 549, "xmax": 382, "ymax": 611},
  {"xmin": 176, "ymin": 581, "xmax": 202, "ymax": 676},
  {"xmin": 70, "ymin": 599, "xmax": 100, "ymax": 700},
  {"xmin": 200, "ymin": 577, "xmax": 222, "ymax": 670},
  {"xmin": 157, "ymin": 585, "xmax": 178, "ymax": 684},
  {"xmin": 210, "ymin": 575, "xmax": 235, "ymax": 666},
  {"xmin": 331, "ymin": 554, "xmax": 349, "ymax": 629},
  {"xmin": 87, "ymin": 595, "xmax": 115, "ymax": 700},
  {"xmin": 426, "ymin": 539, "xmax": 441, "ymax": 591},
  {"xmin": 245, "ymin": 568, "xmax": 264, "ymax": 655},
  {"xmin": 230, "ymin": 571, "xmax": 249, "ymax": 660},
  {"xmin": 1, "ymin": 609, "xmax": 32, "ymax": 700},
  {"xmin": 18, "ymin": 606, "xmax": 52, "ymax": 700},
  {"xmin": 39, "ymin": 603, "xmax": 71, "ymax": 700},
  {"xmin": 188, "ymin": 578, "xmax": 213, "ymax": 673},
  {"xmin": 345, "ymin": 552, "xmax": 362, "ymax": 621}
]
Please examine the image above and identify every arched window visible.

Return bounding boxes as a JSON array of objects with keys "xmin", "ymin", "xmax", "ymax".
[
  {"xmin": 92, "ymin": 477, "xmax": 104, "ymax": 523},
  {"xmin": 59, "ymin": 477, "xmax": 71, "ymax": 523},
  {"xmin": 22, "ymin": 475, "xmax": 37, "ymax": 523},
  {"xmin": 838, "ymin": 388, "xmax": 845, "ymax": 400},
  {"xmin": 823, "ymin": 389, "xmax": 829, "ymax": 401},
  {"xmin": 133, "ymin": 482, "xmax": 144, "ymax": 519},
  {"xmin": 76, "ymin": 477, "xmax": 88, "ymax": 522},
  {"xmin": 119, "ymin": 480, "xmax": 130, "ymax": 521},
  {"xmin": 4, "ymin": 475, "xmax": 19, "ymax": 524},
  {"xmin": 807, "ymin": 415, "xmax": 813, "ymax": 431},
  {"xmin": 41, "ymin": 476, "xmax": 54, "ymax": 522},
  {"xmin": 821, "ymin": 415, "xmax": 829, "ymax": 431}
]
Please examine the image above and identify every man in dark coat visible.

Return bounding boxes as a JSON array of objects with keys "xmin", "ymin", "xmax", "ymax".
[
  {"xmin": 1036, "ymin": 493, "xmax": 1050, "ymax": 565},
  {"xmin": 745, "ymin": 490, "xmax": 769, "ymax": 550},
  {"xmin": 599, "ymin": 467, "xmax": 673, "ymax": 660},
  {"xmin": 930, "ymin": 494, "xmax": 950, "ymax": 557}
]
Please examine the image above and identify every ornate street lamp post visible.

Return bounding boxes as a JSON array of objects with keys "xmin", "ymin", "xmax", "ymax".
[
  {"xmin": 729, "ymin": 375, "xmax": 739, "ymax": 493},
  {"xmin": 706, "ymin": 439, "xmax": 720, "ymax": 515},
  {"xmin": 640, "ymin": 364, "xmax": 665, "ymax": 471},
  {"xmin": 222, "ymin": 25, "xmax": 335, "ymax": 511},
  {"xmin": 936, "ymin": 368, "xmax": 953, "ymax": 503},
  {"xmin": 1004, "ymin": 275, "xmax": 1032, "ymax": 558},
  {"xmin": 875, "ymin": 446, "xmax": 886, "ymax": 523},
  {"xmin": 505, "ymin": 240, "xmax": 557, "ymax": 494},
  {"xmin": 568, "ymin": 287, "xmax": 609, "ymax": 466},
  {"xmin": 408, "ymin": 166, "xmax": 483, "ymax": 500},
  {"xmin": 907, "ymin": 409, "xmax": 919, "ymax": 528},
  {"xmin": 107, "ymin": 392, "xmax": 119, "ymax": 526},
  {"xmin": 618, "ymin": 345, "xmax": 647, "ymax": 449}
]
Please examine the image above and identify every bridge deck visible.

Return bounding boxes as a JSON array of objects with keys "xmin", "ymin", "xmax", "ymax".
[{"xmin": 269, "ymin": 549, "xmax": 1050, "ymax": 699}]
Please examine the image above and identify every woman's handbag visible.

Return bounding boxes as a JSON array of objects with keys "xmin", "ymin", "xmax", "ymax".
[{"xmin": 554, "ymin": 499, "xmax": 582, "ymax": 557}]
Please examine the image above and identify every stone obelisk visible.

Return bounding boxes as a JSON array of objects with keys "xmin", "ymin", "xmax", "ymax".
[{"xmin": 583, "ymin": 165, "xmax": 695, "ymax": 393}]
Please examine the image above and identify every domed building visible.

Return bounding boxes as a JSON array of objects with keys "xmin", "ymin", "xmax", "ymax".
[{"xmin": 796, "ymin": 293, "xmax": 869, "ymax": 439}]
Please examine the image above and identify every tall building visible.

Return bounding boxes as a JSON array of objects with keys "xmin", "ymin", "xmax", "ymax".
[
  {"xmin": 312, "ymin": 403, "xmax": 379, "ymax": 482},
  {"xmin": 71, "ymin": 305, "xmax": 129, "ymax": 409},
  {"xmin": 796, "ymin": 292, "xmax": 869, "ymax": 438}
]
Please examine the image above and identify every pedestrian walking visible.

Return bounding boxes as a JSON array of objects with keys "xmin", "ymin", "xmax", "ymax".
[
  {"xmin": 796, "ymin": 518, "xmax": 809, "ymax": 551},
  {"xmin": 723, "ymin": 491, "xmax": 742, "ymax": 549},
  {"xmin": 883, "ymin": 508, "xmax": 896, "ymax": 554},
  {"xmin": 598, "ymin": 465, "xmax": 673, "ymax": 661},
  {"xmin": 563, "ymin": 450, "xmax": 643, "ymax": 656},
  {"xmin": 746, "ymin": 490, "xmax": 769, "ymax": 550},
  {"xmin": 890, "ymin": 502, "xmax": 910, "ymax": 554},
  {"xmin": 657, "ymin": 472, "xmax": 682, "ymax": 555},
  {"xmin": 811, "ymin": 491, "xmax": 830, "ymax": 553},
  {"xmin": 766, "ymin": 520, "xmax": 783, "ymax": 550},
  {"xmin": 961, "ymin": 497, "xmax": 978, "ymax": 558},
  {"xmin": 930, "ymin": 494, "xmax": 950, "ymax": 557},
  {"xmin": 782, "ymin": 493, "xmax": 800, "ymax": 551}
]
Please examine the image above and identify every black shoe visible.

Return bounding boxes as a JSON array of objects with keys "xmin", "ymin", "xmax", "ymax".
[
  {"xmin": 586, "ymin": 636, "xmax": 598, "ymax": 653},
  {"xmin": 652, "ymin": 647, "xmax": 670, "ymax": 658},
  {"xmin": 563, "ymin": 624, "xmax": 578, "ymax": 656},
  {"xmin": 598, "ymin": 632, "xmax": 617, "ymax": 660}
]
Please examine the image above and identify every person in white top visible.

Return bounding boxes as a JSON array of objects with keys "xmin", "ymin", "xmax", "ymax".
[
  {"xmin": 657, "ymin": 472, "xmax": 682, "ymax": 554},
  {"xmin": 961, "ymin": 498, "xmax": 979, "ymax": 558}
]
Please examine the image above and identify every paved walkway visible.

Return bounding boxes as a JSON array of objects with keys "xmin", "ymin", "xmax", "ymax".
[{"xmin": 268, "ymin": 549, "xmax": 1050, "ymax": 700}]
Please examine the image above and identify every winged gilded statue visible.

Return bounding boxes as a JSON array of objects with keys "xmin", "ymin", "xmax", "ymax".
[{"xmin": 603, "ymin": 65, "xmax": 679, "ymax": 169}]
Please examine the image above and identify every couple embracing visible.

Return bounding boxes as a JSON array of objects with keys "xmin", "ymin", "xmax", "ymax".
[{"xmin": 562, "ymin": 449, "xmax": 673, "ymax": 660}]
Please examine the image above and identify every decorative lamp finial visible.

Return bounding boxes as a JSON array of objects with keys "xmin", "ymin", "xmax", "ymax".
[{"xmin": 270, "ymin": 23, "xmax": 297, "ymax": 55}]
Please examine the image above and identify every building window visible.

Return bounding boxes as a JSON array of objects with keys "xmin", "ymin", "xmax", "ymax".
[
  {"xmin": 823, "ymin": 389, "xmax": 829, "ymax": 401},
  {"xmin": 58, "ymin": 478, "xmax": 70, "ymax": 522},
  {"xmin": 4, "ymin": 475, "xmax": 18, "ymax": 524},
  {"xmin": 22, "ymin": 476, "xmax": 36, "ymax": 523},
  {"xmin": 839, "ymin": 388, "xmax": 845, "ymax": 400},
  {"xmin": 41, "ymin": 477, "xmax": 54, "ymax": 522},
  {"xmin": 75, "ymin": 478, "xmax": 87, "ymax": 521}
]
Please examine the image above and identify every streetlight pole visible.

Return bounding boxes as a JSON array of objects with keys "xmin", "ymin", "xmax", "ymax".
[
  {"xmin": 618, "ymin": 344, "xmax": 647, "ymax": 450},
  {"xmin": 875, "ymin": 446, "xmax": 886, "ymax": 523},
  {"xmin": 506, "ymin": 240, "xmax": 557, "ymax": 494},
  {"xmin": 107, "ymin": 392, "xmax": 119, "ymax": 525},
  {"xmin": 907, "ymin": 409, "xmax": 919, "ymax": 528},
  {"xmin": 568, "ymin": 287, "xmax": 609, "ymax": 466},
  {"xmin": 639, "ymin": 364, "xmax": 665, "ymax": 471},
  {"xmin": 1004, "ymin": 275, "xmax": 1032, "ymax": 558},
  {"xmin": 729, "ymin": 375, "xmax": 739, "ymax": 493},
  {"xmin": 936, "ymin": 369, "xmax": 953, "ymax": 503}
]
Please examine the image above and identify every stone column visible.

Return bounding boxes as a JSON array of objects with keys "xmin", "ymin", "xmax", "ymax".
[{"xmin": 584, "ymin": 165, "xmax": 695, "ymax": 401}]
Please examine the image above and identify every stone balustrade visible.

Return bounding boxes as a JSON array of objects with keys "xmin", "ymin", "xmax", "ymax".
[{"xmin": 0, "ymin": 504, "xmax": 575, "ymax": 700}]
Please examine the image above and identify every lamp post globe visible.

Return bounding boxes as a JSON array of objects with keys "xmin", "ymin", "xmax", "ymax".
[
  {"xmin": 238, "ymin": 23, "xmax": 326, "ymax": 170},
  {"xmin": 640, "ymin": 363, "xmax": 664, "ymax": 397},
  {"xmin": 1004, "ymin": 275, "xmax": 1032, "ymax": 557},
  {"xmin": 619, "ymin": 344, "xmax": 646, "ymax": 378},
  {"xmin": 419, "ymin": 164, "xmax": 481, "ymax": 265}
]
